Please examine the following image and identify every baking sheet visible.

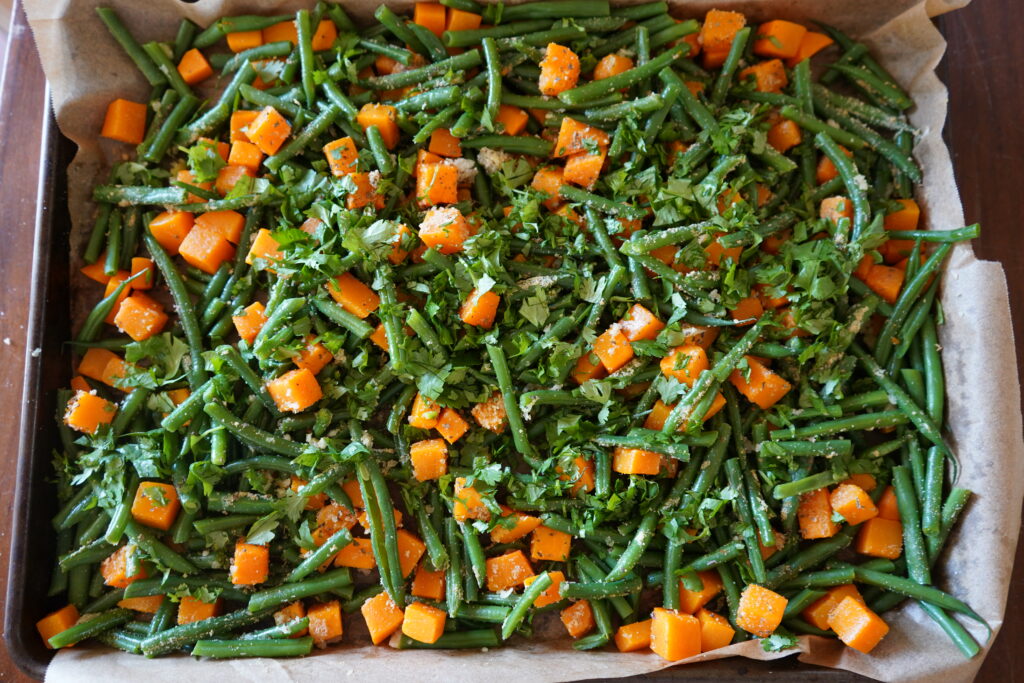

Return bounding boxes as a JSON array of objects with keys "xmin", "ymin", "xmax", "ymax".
[{"xmin": 20, "ymin": 0, "xmax": 1024, "ymax": 681}]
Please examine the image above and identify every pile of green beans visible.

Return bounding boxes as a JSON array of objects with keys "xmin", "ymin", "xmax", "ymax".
[{"xmin": 45, "ymin": 0, "xmax": 984, "ymax": 664}]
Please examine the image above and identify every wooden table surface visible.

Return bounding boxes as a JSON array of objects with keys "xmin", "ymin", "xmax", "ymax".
[{"xmin": 1, "ymin": 1, "xmax": 1022, "ymax": 680}]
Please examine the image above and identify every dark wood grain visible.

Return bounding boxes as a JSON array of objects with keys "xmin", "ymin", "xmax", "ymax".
[{"xmin": 0, "ymin": 1, "xmax": 1021, "ymax": 680}]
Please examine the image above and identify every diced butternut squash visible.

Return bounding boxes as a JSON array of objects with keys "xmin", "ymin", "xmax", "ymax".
[
  {"xmin": 863, "ymin": 264, "xmax": 905, "ymax": 305},
  {"xmin": 447, "ymin": 8, "xmax": 481, "ymax": 32},
  {"xmin": 651, "ymin": 608, "xmax": 701, "ymax": 662},
  {"xmin": 820, "ymin": 195, "xmax": 853, "ymax": 224},
  {"xmin": 227, "ymin": 30, "xmax": 262, "ymax": 52},
  {"xmin": 417, "ymin": 163, "xmax": 459, "ymax": 206},
  {"xmin": 410, "ymin": 438, "xmax": 448, "ymax": 481},
  {"xmin": 661, "ymin": 344, "xmax": 709, "ymax": 386},
  {"xmin": 798, "ymin": 487, "xmax": 840, "ymax": 539},
  {"xmin": 245, "ymin": 228, "xmax": 284, "ymax": 268},
  {"xmin": 178, "ymin": 223, "xmax": 236, "ymax": 275},
  {"xmin": 410, "ymin": 392, "xmax": 441, "ymax": 429},
  {"xmin": 149, "ymin": 211, "xmax": 194, "ymax": 256},
  {"xmin": 230, "ymin": 110, "xmax": 259, "ymax": 143},
  {"xmin": 334, "ymin": 537, "xmax": 376, "ymax": 569},
  {"xmin": 739, "ymin": 59, "xmax": 788, "ymax": 93},
  {"xmin": 767, "ymin": 119, "xmax": 802, "ymax": 153},
  {"xmin": 311, "ymin": 19, "xmax": 338, "ymax": 51},
  {"xmin": 827, "ymin": 596, "xmax": 889, "ymax": 654},
  {"xmin": 101, "ymin": 98, "xmax": 147, "ymax": 144},
  {"xmin": 362, "ymin": 591, "xmax": 405, "ymax": 645},
  {"xmin": 116, "ymin": 594, "xmax": 164, "ymax": 614},
  {"xmin": 496, "ymin": 105, "xmax": 529, "ymax": 136},
  {"xmin": 572, "ymin": 349, "xmax": 606, "ymax": 384},
  {"xmin": 247, "ymin": 106, "xmax": 291, "ymax": 156},
  {"xmin": 177, "ymin": 48, "xmax": 213, "ymax": 85},
  {"xmin": 555, "ymin": 117, "xmax": 610, "ymax": 158},
  {"xmin": 490, "ymin": 506, "xmax": 542, "ymax": 544},
  {"xmin": 531, "ymin": 166, "xmax": 565, "ymax": 209},
  {"xmin": 435, "ymin": 407, "xmax": 469, "ymax": 444},
  {"xmin": 877, "ymin": 486, "xmax": 900, "ymax": 521},
  {"xmin": 114, "ymin": 293, "xmax": 168, "ymax": 342},
  {"xmin": 357, "ymin": 103, "xmax": 399, "ymax": 149},
  {"xmin": 485, "ymin": 550, "xmax": 533, "ymax": 592},
  {"xmin": 459, "ymin": 288, "xmax": 500, "ymax": 328},
  {"xmin": 802, "ymin": 584, "xmax": 864, "ymax": 631},
  {"xmin": 525, "ymin": 570, "xmax": 565, "ymax": 608},
  {"xmin": 729, "ymin": 355, "xmax": 792, "ymax": 410},
  {"xmin": 679, "ymin": 570, "xmax": 723, "ymax": 614},
  {"xmin": 323, "ymin": 136, "xmax": 359, "ymax": 177},
  {"xmin": 697, "ymin": 608, "xmax": 735, "ymax": 652},
  {"xmin": 830, "ymin": 483, "xmax": 879, "ymax": 525},
  {"xmin": 620, "ymin": 303, "xmax": 665, "ymax": 342},
  {"xmin": 753, "ymin": 20, "xmax": 807, "ymax": 59},
  {"xmin": 855, "ymin": 517, "xmax": 904, "ymax": 559},
  {"xmin": 701, "ymin": 9, "xmax": 747, "ymax": 54},
  {"xmin": 418, "ymin": 206, "xmax": 472, "ymax": 254},
  {"xmin": 227, "ymin": 140, "xmax": 264, "ymax": 173},
  {"xmin": 100, "ymin": 545, "xmax": 147, "ymax": 588},
  {"xmin": 454, "ymin": 477, "xmax": 490, "ymax": 523},
  {"xmin": 232, "ymin": 301, "xmax": 267, "ymax": 344},
  {"xmin": 412, "ymin": 565, "xmax": 446, "ymax": 601},
  {"xmin": 328, "ymin": 272, "xmax": 380, "ymax": 319},
  {"xmin": 736, "ymin": 584, "xmax": 787, "ymax": 637},
  {"xmin": 129, "ymin": 257, "xmax": 155, "ymax": 290},
  {"xmin": 539, "ymin": 43, "xmax": 580, "ymax": 96},
  {"xmin": 594, "ymin": 53, "xmax": 634, "ymax": 80},
  {"xmin": 402, "ymin": 601, "xmax": 446, "ymax": 644},
  {"xmin": 266, "ymin": 368, "xmax": 323, "ymax": 413},
  {"xmin": 561, "ymin": 600, "xmax": 594, "ymax": 638},
  {"xmin": 428, "ymin": 127, "xmax": 462, "ymax": 158},
  {"xmin": 612, "ymin": 446, "xmax": 662, "ymax": 476},
  {"xmin": 413, "ymin": 2, "xmax": 448, "ymax": 38},
  {"xmin": 70, "ymin": 376, "xmax": 90, "ymax": 393},
  {"xmin": 230, "ymin": 541, "xmax": 269, "ymax": 585},
  {"xmin": 131, "ymin": 481, "xmax": 180, "ymax": 531},
  {"xmin": 273, "ymin": 601, "xmax": 308, "ymax": 637},
  {"xmin": 730, "ymin": 295, "xmax": 764, "ymax": 324},
  {"xmin": 37, "ymin": 605, "xmax": 79, "ymax": 649},
  {"xmin": 215, "ymin": 164, "xmax": 254, "ymax": 196},
  {"xmin": 594, "ymin": 324, "xmax": 634, "ymax": 373},
  {"xmin": 557, "ymin": 455, "xmax": 595, "ymax": 494},
  {"xmin": 177, "ymin": 596, "xmax": 222, "ymax": 625},
  {"xmin": 530, "ymin": 525, "xmax": 572, "ymax": 562},
  {"xmin": 563, "ymin": 149, "xmax": 606, "ymax": 189},
  {"xmin": 786, "ymin": 31, "xmax": 834, "ymax": 67},
  {"xmin": 307, "ymin": 600, "xmax": 343, "ymax": 649},
  {"xmin": 64, "ymin": 391, "xmax": 117, "ymax": 434},
  {"xmin": 263, "ymin": 20, "xmax": 298, "ymax": 44},
  {"xmin": 614, "ymin": 619, "xmax": 652, "ymax": 652},
  {"xmin": 470, "ymin": 391, "xmax": 507, "ymax": 433},
  {"xmin": 294, "ymin": 337, "xmax": 333, "ymax": 375}
]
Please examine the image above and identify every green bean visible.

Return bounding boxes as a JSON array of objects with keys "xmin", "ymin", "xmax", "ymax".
[
  {"xmin": 295, "ymin": 10, "xmax": 317, "ymax": 107},
  {"xmin": 444, "ymin": 20, "xmax": 551, "ymax": 47},
  {"xmin": 921, "ymin": 445, "xmax": 944, "ymax": 537},
  {"xmin": 769, "ymin": 410, "xmax": 908, "ymax": 440},
  {"xmin": 843, "ymin": 564, "xmax": 986, "ymax": 625},
  {"xmin": 763, "ymin": 527, "xmax": 857, "ymax": 589},
  {"xmin": 193, "ymin": 514, "xmax": 258, "ymax": 536},
  {"xmin": 265, "ymin": 105, "xmax": 340, "ymax": 173},
  {"xmin": 96, "ymin": 8, "xmax": 167, "ymax": 86},
  {"xmin": 49, "ymin": 608, "xmax": 133, "ymax": 649},
  {"xmin": 778, "ymin": 567, "xmax": 856, "ymax": 590},
  {"xmin": 830, "ymin": 64, "xmax": 913, "ymax": 111},
  {"xmin": 711, "ymin": 28, "xmax": 750, "ymax": 106},
  {"xmin": 397, "ymin": 629, "xmax": 501, "ymax": 649},
  {"xmin": 368, "ymin": 50, "xmax": 483, "ymax": 89},
  {"xmin": 921, "ymin": 317, "xmax": 945, "ymax": 425},
  {"xmin": 142, "ymin": 607, "xmax": 275, "ymax": 656},
  {"xmin": 111, "ymin": 387, "xmax": 152, "ymax": 434},
  {"xmin": 460, "ymin": 134, "xmax": 553, "ymax": 156},
  {"xmin": 813, "ymin": 131, "xmax": 871, "ymax": 238},
  {"xmin": 223, "ymin": 41, "xmax": 293, "ymax": 74},
  {"xmin": 366, "ymin": 125, "xmax": 396, "ymax": 175},
  {"xmin": 487, "ymin": 344, "xmax": 538, "ymax": 465},
  {"xmin": 560, "ymin": 185, "xmax": 646, "ymax": 219},
  {"xmin": 312, "ymin": 298, "xmax": 374, "ymax": 339},
  {"xmin": 781, "ymin": 105, "xmax": 866, "ymax": 151},
  {"xmin": 75, "ymin": 273, "xmax": 134, "ymax": 344},
  {"xmin": 239, "ymin": 618, "xmax": 311, "ymax": 640},
  {"xmin": 763, "ymin": 439, "xmax": 853, "ymax": 459},
  {"xmin": 286, "ymin": 528, "xmax": 353, "ymax": 583},
  {"xmin": 179, "ymin": 63, "xmax": 258, "ymax": 144},
  {"xmin": 500, "ymin": 571, "xmax": 551, "ymax": 639},
  {"xmin": 192, "ymin": 637, "xmax": 314, "ymax": 658},
  {"xmin": 125, "ymin": 521, "xmax": 197, "ymax": 575},
  {"xmin": 247, "ymin": 568, "xmax": 353, "ymax": 613},
  {"xmin": 772, "ymin": 470, "xmax": 846, "ymax": 500},
  {"xmin": 603, "ymin": 512, "xmax": 658, "ymax": 581},
  {"xmin": 893, "ymin": 466, "xmax": 931, "ymax": 587},
  {"xmin": 444, "ymin": 518, "xmax": 466, "ymax": 617},
  {"xmin": 561, "ymin": 574, "xmax": 643, "ymax": 601},
  {"xmin": 886, "ymin": 224, "xmax": 979, "ymax": 243},
  {"xmin": 927, "ymin": 488, "xmax": 971, "ymax": 566},
  {"xmin": 456, "ymin": 604, "xmax": 511, "ymax": 623},
  {"xmin": 559, "ymin": 44, "xmax": 688, "ymax": 106},
  {"xmin": 481, "ymin": 37, "xmax": 502, "ymax": 132},
  {"xmin": 204, "ymin": 402, "xmax": 307, "ymax": 457},
  {"xmin": 783, "ymin": 589, "xmax": 828, "ymax": 620},
  {"xmin": 142, "ymin": 42, "xmax": 193, "ymax": 98}
]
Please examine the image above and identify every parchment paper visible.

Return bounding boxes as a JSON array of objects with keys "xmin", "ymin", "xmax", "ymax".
[{"xmin": 21, "ymin": 0, "xmax": 1024, "ymax": 681}]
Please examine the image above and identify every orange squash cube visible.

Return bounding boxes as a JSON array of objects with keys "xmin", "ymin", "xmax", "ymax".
[
  {"xmin": 767, "ymin": 119, "xmax": 802, "ymax": 153},
  {"xmin": 226, "ymin": 30, "xmax": 262, "ymax": 53},
  {"xmin": 294, "ymin": 337, "xmax": 333, "ymax": 375},
  {"xmin": 410, "ymin": 438, "xmax": 448, "ymax": 481},
  {"xmin": 435, "ymin": 407, "xmax": 469, "ymax": 444},
  {"xmin": 227, "ymin": 140, "xmax": 264, "ymax": 173},
  {"xmin": 531, "ymin": 166, "xmax": 565, "ymax": 209},
  {"xmin": 416, "ymin": 163, "xmax": 459, "ymax": 206},
  {"xmin": 736, "ymin": 584, "xmax": 788, "ymax": 637},
  {"xmin": 100, "ymin": 544, "xmax": 147, "ymax": 588},
  {"xmin": 101, "ymin": 98, "xmax": 147, "ymax": 144},
  {"xmin": 539, "ymin": 43, "xmax": 580, "ymax": 96},
  {"xmin": 700, "ymin": 9, "xmax": 747, "ymax": 54},
  {"xmin": 753, "ymin": 20, "xmax": 807, "ymax": 59},
  {"xmin": 418, "ymin": 206, "xmax": 472, "ymax": 254},
  {"xmin": 334, "ymin": 537, "xmax": 376, "ymax": 569},
  {"xmin": 178, "ymin": 223, "xmax": 235, "ymax": 275},
  {"xmin": 356, "ymin": 103, "xmax": 400, "ymax": 149},
  {"xmin": 572, "ymin": 349, "xmax": 606, "ymax": 384},
  {"xmin": 454, "ymin": 477, "xmax": 490, "ymax": 523},
  {"xmin": 827, "ymin": 596, "xmax": 889, "ymax": 653},
  {"xmin": 64, "ymin": 391, "xmax": 117, "ymax": 434},
  {"xmin": 798, "ymin": 488, "xmax": 840, "ymax": 539},
  {"xmin": 130, "ymin": 481, "xmax": 180, "ymax": 531},
  {"xmin": 459, "ymin": 289, "xmax": 500, "ymax": 328},
  {"xmin": 149, "ymin": 211, "xmax": 194, "ymax": 256},
  {"xmin": 409, "ymin": 392, "xmax": 441, "ymax": 429},
  {"xmin": 557, "ymin": 455, "xmax": 595, "ymax": 494},
  {"xmin": 266, "ymin": 368, "xmax": 323, "ymax": 413},
  {"xmin": 855, "ymin": 517, "xmax": 904, "ymax": 559},
  {"xmin": 739, "ymin": 59, "xmax": 788, "ymax": 93},
  {"xmin": 830, "ymin": 483, "xmax": 879, "ymax": 525},
  {"xmin": 177, "ymin": 48, "xmax": 213, "ymax": 85},
  {"xmin": 490, "ymin": 506, "xmax": 542, "ymax": 544},
  {"xmin": 612, "ymin": 447, "xmax": 662, "ymax": 476},
  {"xmin": 361, "ymin": 591, "xmax": 405, "ymax": 645},
  {"xmin": 619, "ymin": 303, "xmax": 664, "ymax": 342},
  {"xmin": 37, "ymin": 605, "xmax": 79, "ymax": 649},
  {"xmin": 561, "ymin": 600, "xmax": 595, "ymax": 638},
  {"xmin": 311, "ymin": 19, "xmax": 338, "ymax": 51},
  {"xmin": 661, "ymin": 343, "xmax": 709, "ymax": 386},
  {"xmin": 114, "ymin": 293, "xmax": 168, "ymax": 341},
  {"xmin": 496, "ymin": 105, "xmax": 529, "ymax": 136},
  {"xmin": 428, "ymin": 127, "xmax": 462, "ymax": 158},
  {"xmin": 525, "ymin": 570, "xmax": 565, "ymax": 608},
  {"xmin": 328, "ymin": 272, "xmax": 380, "ymax": 319},
  {"xmin": 412, "ymin": 565, "xmax": 446, "ymax": 601},
  {"xmin": 802, "ymin": 584, "xmax": 864, "ymax": 630},
  {"xmin": 245, "ymin": 228, "xmax": 284, "ymax": 268},
  {"xmin": 563, "ymin": 149, "xmax": 606, "ymax": 189},
  {"xmin": 232, "ymin": 301, "xmax": 267, "ymax": 344},
  {"xmin": 402, "ymin": 601, "xmax": 446, "ymax": 644},
  {"xmin": 485, "ymin": 550, "xmax": 533, "ymax": 592},
  {"xmin": 118, "ymin": 594, "xmax": 166, "ymax": 614},
  {"xmin": 323, "ymin": 136, "xmax": 359, "ymax": 177},
  {"xmin": 679, "ymin": 569, "xmax": 723, "ymax": 614},
  {"xmin": 614, "ymin": 619, "xmax": 653, "ymax": 652},
  {"xmin": 307, "ymin": 600, "xmax": 344, "ymax": 648},
  {"xmin": 247, "ymin": 106, "xmax": 292, "ymax": 156},
  {"xmin": 530, "ymin": 525, "xmax": 571, "ymax": 562},
  {"xmin": 729, "ymin": 355, "xmax": 792, "ymax": 410},
  {"xmin": 786, "ymin": 31, "xmax": 834, "ymax": 67},
  {"xmin": 651, "ymin": 608, "xmax": 701, "ymax": 662},
  {"xmin": 554, "ymin": 117, "xmax": 610, "ymax": 158},
  {"xmin": 697, "ymin": 608, "xmax": 735, "ymax": 652},
  {"xmin": 177, "ymin": 595, "xmax": 222, "ymax": 624},
  {"xmin": 593, "ymin": 325, "xmax": 634, "ymax": 372},
  {"xmin": 413, "ymin": 2, "xmax": 447, "ymax": 37},
  {"xmin": 263, "ymin": 20, "xmax": 298, "ymax": 44},
  {"xmin": 877, "ymin": 486, "xmax": 900, "ymax": 521},
  {"xmin": 230, "ymin": 541, "xmax": 270, "ymax": 585}
]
